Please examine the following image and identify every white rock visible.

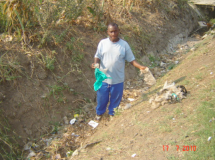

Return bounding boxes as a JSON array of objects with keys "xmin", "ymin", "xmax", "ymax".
[
  {"xmin": 208, "ymin": 137, "xmax": 212, "ymax": 141},
  {"xmin": 131, "ymin": 153, "xmax": 136, "ymax": 157},
  {"xmin": 63, "ymin": 116, "xmax": 69, "ymax": 125},
  {"xmin": 124, "ymin": 103, "xmax": 131, "ymax": 110}
]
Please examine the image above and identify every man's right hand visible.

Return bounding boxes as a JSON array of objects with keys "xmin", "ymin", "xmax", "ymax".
[{"xmin": 91, "ymin": 63, "xmax": 99, "ymax": 69}]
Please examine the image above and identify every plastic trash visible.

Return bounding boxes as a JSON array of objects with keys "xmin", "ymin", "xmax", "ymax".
[
  {"xmin": 88, "ymin": 120, "xmax": 99, "ymax": 129},
  {"xmin": 208, "ymin": 137, "xmax": 212, "ymax": 141},
  {"xmin": 140, "ymin": 68, "xmax": 156, "ymax": 86},
  {"xmin": 124, "ymin": 103, "xmax": 131, "ymax": 110},
  {"xmin": 70, "ymin": 118, "xmax": 76, "ymax": 125},
  {"xmin": 94, "ymin": 68, "xmax": 111, "ymax": 91},
  {"xmin": 131, "ymin": 153, "xmax": 136, "ymax": 157},
  {"xmin": 128, "ymin": 98, "xmax": 135, "ymax": 101},
  {"xmin": 74, "ymin": 114, "xmax": 79, "ymax": 118}
]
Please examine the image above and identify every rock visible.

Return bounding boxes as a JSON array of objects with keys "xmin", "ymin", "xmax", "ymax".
[
  {"xmin": 27, "ymin": 151, "xmax": 36, "ymax": 158},
  {"xmin": 55, "ymin": 154, "xmax": 61, "ymax": 159},
  {"xmin": 124, "ymin": 103, "xmax": 131, "ymax": 110},
  {"xmin": 63, "ymin": 116, "xmax": 69, "ymax": 125},
  {"xmin": 23, "ymin": 142, "xmax": 32, "ymax": 150},
  {"xmin": 72, "ymin": 149, "xmax": 79, "ymax": 156}
]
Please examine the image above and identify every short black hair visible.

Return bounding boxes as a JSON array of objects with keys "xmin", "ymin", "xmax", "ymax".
[{"xmin": 107, "ymin": 23, "xmax": 119, "ymax": 29}]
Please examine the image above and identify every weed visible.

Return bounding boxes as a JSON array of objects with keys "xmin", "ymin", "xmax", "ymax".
[
  {"xmin": 175, "ymin": 108, "xmax": 182, "ymax": 115},
  {"xmin": 74, "ymin": 108, "xmax": 83, "ymax": 115},
  {"xmin": 40, "ymin": 53, "xmax": 55, "ymax": 71},
  {"xmin": 114, "ymin": 107, "xmax": 122, "ymax": 116},
  {"xmin": 195, "ymin": 73, "xmax": 203, "ymax": 80},
  {"xmin": 168, "ymin": 63, "xmax": 176, "ymax": 70},
  {"xmin": 159, "ymin": 122, "xmax": 173, "ymax": 133},
  {"xmin": 181, "ymin": 80, "xmax": 190, "ymax": 85},
  {"xmin": 54, "ymin": 29, "xmax": 69, "ymax": 44},
  {"xmin": 167, "ymin": 115, "xmax": 174, "ymax": 120},
  {"xmin": 48, "ymin": 85, "xmax": 65, "ymax": 102},
  {"xmin": 0, "ymin": 53, "xmax": 22, "ymax": 83},
  {"xmin": 0, "ymin": 110, "xmax": 21, "ymax": 159}
]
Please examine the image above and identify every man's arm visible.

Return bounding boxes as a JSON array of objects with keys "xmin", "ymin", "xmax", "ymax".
[
  {"xmin": 91, "ymin": 58, "xmax": 100, "ymax": 68},
  {"xmin": 130, "ymin": 60, "xmax": 147, "ymax": 70}
]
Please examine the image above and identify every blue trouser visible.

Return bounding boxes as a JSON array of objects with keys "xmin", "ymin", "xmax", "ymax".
[{"xmin": 96, "ymin": 82, "xmax": 124, "ymax": 116}]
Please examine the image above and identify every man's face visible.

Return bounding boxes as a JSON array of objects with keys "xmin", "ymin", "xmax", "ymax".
[{"xmin": 107, "ymin": 25, "xmax": 120, "ymax": 42}]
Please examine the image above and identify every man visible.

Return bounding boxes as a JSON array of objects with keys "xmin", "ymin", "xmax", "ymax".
[{"xmin": 91, "ymin": 23, "xmax": 147, "ymax": 120}]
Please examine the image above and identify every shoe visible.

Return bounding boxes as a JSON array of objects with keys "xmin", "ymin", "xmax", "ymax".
[{"xmin": 95, "ymin": 115, "xmax": 102, "ymax": 121}]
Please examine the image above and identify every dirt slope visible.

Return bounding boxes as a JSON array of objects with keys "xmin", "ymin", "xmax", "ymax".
[{"xmin": 72, "ymin": 32, "xmax": 215, "ymax": 160}]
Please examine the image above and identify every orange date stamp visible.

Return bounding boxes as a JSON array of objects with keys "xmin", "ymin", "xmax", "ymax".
[{"xmin": 163, "ymin": 145, "xmax": 197, "ymax": 151}]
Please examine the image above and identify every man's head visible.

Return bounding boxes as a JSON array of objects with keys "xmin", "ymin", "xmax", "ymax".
[{"xmin": 107, "ymin": 23, "xmax": 120, "ymax": 42}]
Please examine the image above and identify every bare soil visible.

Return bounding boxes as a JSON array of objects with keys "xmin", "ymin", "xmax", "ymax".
[{"xmin": 1, "ymin": 1, "xmax": 213, "ymax": 159}]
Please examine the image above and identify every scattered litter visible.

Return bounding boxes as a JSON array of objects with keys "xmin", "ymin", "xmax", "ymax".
[
  {"xmin": 88, "ymin": 120, "xmax": 99, "ymax": 129},
  {"xmin": 72, "ymin": 149, "xmax": 79, "ymax": 156},
  {"xmin": 209, "ymin": 120, "xmax": 212, "ymax": 122},
  {"xmin": 70, "ymin": 118, "xmax": 76, "ymax": 125},
  {"xmin": 124, "ymin": 103, "xmax": 131, "ymax": 110},
  {"xmin": 106, "ymin": 147, "xmax": 111, "ymax": 151},
  {"xmin": 173, "ymin": 118, "xmax": 175, "ymax": 120},
  {"xmin": 149, "ymin": 81, "xmax": 187, "ymax": 109},
  {"xmin": 27, "ymin": 151, "xmax": 36, "ymax": 158},
  {"xmin": 2, "ymin": 35, "xmax": 13, "ymax": 42},
  {"xmin": 160, "ymin": 61, "xmax": 166, "ymax": 67},
  {"xmin": 66, "ymin": 151, "xmax": 73, "ymax": 157},
  {"xmin": 71, "ymin": 133, "xmax": 79, "ymax": 137},
  {"xmin": 210, "ymin": 72, "xmax": 213, "ymax": 75},
  {"xmin": 128, "ymin": 98, "xmax": 135, "ymax": 101},
  {"xmin": 147, "ymin": 111, "xmax": 150, "ymax": 113},
  {"xmin": 74, "ymin": 114, "xmax": 79, "ymax": 118},
  {"xmin": 140, "ymin": 67, "xmax": 156, "ymax": 86},
  {"xmin": 175, "ymin": 61, "xmax": 179, "ymax": 64},
  {"xmin": 208, "ymin": 137, "xmax": 212, "ymax": 141},
  {"xmin": 131, "ymin": 153, "xmax": 137, "ymax": 157},
  {"xmin": 23, "ymin": 142, "xmax": 32, "ymax": 151}
]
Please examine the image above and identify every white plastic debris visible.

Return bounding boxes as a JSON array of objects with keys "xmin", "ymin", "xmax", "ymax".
[
  {"xmin": 23, "ymin": 142, "xmax": 32, "ymax": 151},
  {"xmin": 208, "ymin": 137, "xmax": 212, "ymax": 141},
  {"xmin": 124, "ymin": 103, "xmax": 131, "ymax": 110},
  {"xmin": 173, "ymin": 118, "xmax": 175, "ymax": 120},
  {"xmin": 210, "ymin": 72, "xmax": 213, "ymax": 75},
  {"xmin": 140, "ymin": 67, "xmax": 156, "ymax": 86},
  {"xmin": 27, "ymin": 151, "xmax": 36, "ymax": 158},
  {"xmin": 131, "ymin": 153, "xmax": 137, "ymax": 157},
  {"xmin": 160, "ymin": 61, "xmax": 166, "ymax": 67},
  {"xmin": 128, "ymin": 98, "xmax": 135, "ymax": 101},
  {"xmin": 70, "ymin": 118, "xmax": 76, "ymax": 125},
  {"xmin": 106, "ymin": 147, "xmax": 111, "ymax": 151},
  {"xmin": 175, "ymin": 61, "xmax": 179, "ymax": 64},
  {"xmin": 72, "ymin": 149, "xmax": 79, "ymax": 156},
  {"xmin": 88, "ymin": 120, "xmax": 99, "ymax": 129}
]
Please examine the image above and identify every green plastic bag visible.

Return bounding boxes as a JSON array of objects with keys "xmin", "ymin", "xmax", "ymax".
[{"xmin": 94, "ymin": 68, "xmax": 111, "ymax": 91}]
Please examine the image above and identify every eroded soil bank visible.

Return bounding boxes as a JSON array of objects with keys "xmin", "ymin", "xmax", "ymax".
[{"xmin": 0, "ymin": 1, "xmax": 206, "ymax": 159}]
